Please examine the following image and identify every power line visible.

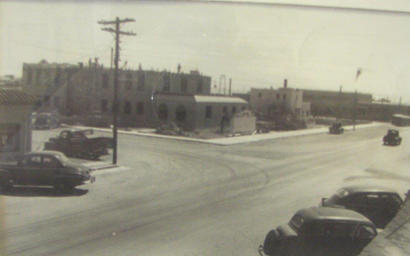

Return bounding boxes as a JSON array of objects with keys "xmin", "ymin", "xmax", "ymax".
[{"xmin": 98, "ymin": 17, "xmax": 136, "ymax": 165}]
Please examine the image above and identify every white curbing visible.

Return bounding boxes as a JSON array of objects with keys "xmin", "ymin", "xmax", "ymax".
[{"xmin": 66, "ymin": 122, "xmax": 384, "ymax": 146}]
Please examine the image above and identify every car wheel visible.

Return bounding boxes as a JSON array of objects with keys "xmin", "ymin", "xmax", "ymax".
[
  {"xmin": 263, "ymin": 230, "xmax": 280, "ymax": 256},
  {"xmin": 0, "ymin": 180, "xmax": 13, "ymax": 191}
]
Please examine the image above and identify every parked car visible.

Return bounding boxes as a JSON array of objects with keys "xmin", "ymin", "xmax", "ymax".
[
  {"xmin": 44, "ymin": 129, "xmax": 111, "ymax": 160},
  {"xmin": 329, "ymin": 122, "xmax": 344, "ymax": 134},
  {"xmin": 320, "ymin": 186, "xmax": 403, "ymax": 229},
  {"xmin": 33, "ymin": 112, "xmax": 59, "ymax": 129},
  {"xmin": 260, "ymin": 207, "xmax": 377, "ymax": 256},
  {"xmin": 383, "ymin": 129, "xmax": 402, "ymax": 146},
  {"xmin": 0, "ymin": 151, "xmax": 95, "ymax": 192}
]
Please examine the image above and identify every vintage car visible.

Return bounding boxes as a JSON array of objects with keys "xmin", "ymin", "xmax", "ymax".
[
  {"xmin": 320, "ymin": 186, "xmax": 403, "ymax": 229},
  {"xmin": 33, "ymin": 112, "xmax": 59, "ymax": 130},
  {"xmin": 260, "ymin": 207, "xmax": 377, "ymax": 256},
  {"xmin": 44, "ymin": 129, "xmax": 112, "ymax": 160},
  {"xmin": 0, "ymin": 151, "xmax": 95, "ymax": 192},
  {"xmin": 329, "ymin": 122, "xmax": 344, "ymax": 134},
  {"xmin": 383, "ymin": 129, "xmax": 402, "ymax": 146}
]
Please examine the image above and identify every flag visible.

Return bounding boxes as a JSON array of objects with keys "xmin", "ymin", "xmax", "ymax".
[{"xmin": 355, "ymin": 68, "xmax": 362, "ymax": 81}]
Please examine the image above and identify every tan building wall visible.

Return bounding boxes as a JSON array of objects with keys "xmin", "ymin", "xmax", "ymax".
[
  {"xmin": 22, "ymin": 60, "xmax": 212, "ymax": 127},
  {"xmin": 250, "ymin": 87, "xmax": 309, "ymax": 120}
]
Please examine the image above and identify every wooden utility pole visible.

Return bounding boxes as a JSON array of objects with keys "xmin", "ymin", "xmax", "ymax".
[{"xmin": 98, "ymin": 17, "xmax": 136, "ymax": 164}]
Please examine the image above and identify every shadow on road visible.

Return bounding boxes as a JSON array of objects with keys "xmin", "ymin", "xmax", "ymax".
[{"xmin": 0, "ymin": 187, "xmax": 88, "ymax": 197}]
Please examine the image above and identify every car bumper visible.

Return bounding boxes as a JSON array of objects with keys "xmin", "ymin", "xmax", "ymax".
[{"xmin": 82, "ymin": 175, "xmax": 96, "ymax": 184}]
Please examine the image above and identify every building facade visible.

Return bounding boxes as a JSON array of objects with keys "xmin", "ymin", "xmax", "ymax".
[
  {"xmin": 0, "ymin": 89, "xmax": 35, "ymax": 161},
  {"xmin": 154, "ymin": 93, "xmax": 250, "ymax": 131},
  {"xmin": 249, "ymin": 83, "xmax": 311, "ymax": 121},
  {"xmin": 22, "ymin": 60, "xmax": 212, "ymax": 127}
]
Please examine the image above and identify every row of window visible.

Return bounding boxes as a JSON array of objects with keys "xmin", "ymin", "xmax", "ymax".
[
  {"xmin": 101, "ymin": 100, "xmax": 144, "ymax": 115},
  {"xmin": 258, "ymin": 92, "xmax": 287, "ymax": 100},
  {"xmin": 101, "ymin": 73, "xmax": 203, "ymax": 93}
]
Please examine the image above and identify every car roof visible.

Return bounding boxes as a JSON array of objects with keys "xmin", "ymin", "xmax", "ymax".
[
  {"xmin": 340, "ymin": 185, "xmax": 399, "ymax": 194},
  {"xmin": 295, "ymin": 207, "xmax": 373, "ymax": 224}
]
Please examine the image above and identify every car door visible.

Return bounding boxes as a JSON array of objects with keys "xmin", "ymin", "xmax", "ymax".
[
  {"xmin": 40, "ymin": 155, "xmax": 61, "ymax": 185},
  {"xmin": 19, "ymin": 155, "xmax": 43, "ymax": 185}
]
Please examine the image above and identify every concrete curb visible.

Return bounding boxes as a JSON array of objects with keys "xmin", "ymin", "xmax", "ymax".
[{"xmin": 65, "ymin": 122, "xmax": 384, "ymax": 146}]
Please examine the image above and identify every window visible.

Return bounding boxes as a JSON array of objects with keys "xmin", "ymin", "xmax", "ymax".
[
  {"xmin": 137, "ymin": 72, "xmax": 145, "ymax": 91},
  {"xmin": 158, "ymin": 104, "xmax": 168, "ymax": 121},
  {"xmin": 283, "ymin": 94, "xmax": 287, "ymax": 100},
  {"xmin": 181, "ymin": 76, "xmax": 188, "ymax": 93},
  {"xmin": 205, "ymin": 106, "xmax": 212, "ymax": 118},
  {"xmin": 163, "ymin": 73, "xmax": 170, "ymax": 92},
  {"xmin": 124, "ymin": 101, "xmax": 131, "ymax": 114},
  {"xmin": 0, "ymin": 124, "xmax": 21, "ymax": 152},
  {"xmin": 27, "ymin": 156, "xmax": 42, "ymax": 167},
  {"xmin": 126, "ymin": 72, "xmax": 133, "ymax": 90},
  {"xmin": 54, "ymin": 96, "xmax": 60, "ymax": 108},
  {"xmin": 43, "ymin": 156, "xmax": 59, "ymax": 168},
  {"xmin": 222, "ymin": 106, "xmax": 228, "ymax": 114},
  {"xmin": 197, "ymin": 77, "xmax": 203, "ymax": 94},
  {"xmin": 44, "ymin": 95, "xmax": 50, "ymax": 107},
  {"xmin": 102, "ymin": 73, "xmax": 109, "ymax": 88},
  {"xmin": 276, "ymin": 93, "xmax": 280, "ymax": 100},
  {"xmin": 258, "ymin": 92, "xmax": 262, "ymax": 98},
  {"xmin": 176, "ymin": 105, "xmax": 187, "ymax": 122},
  {"xmin": 355, "ymin": 225, "xmax": 376, "ymax": 239},
  {"xmin": 101, "ymin": 99, "xmax": 108, "ymax": 113},
  {"xmin": 232, "ymin": 106, "xmax": 237, "ymax": 114},
  {"xmin": 136, "ymin": 102, "xmax": 144, "ymax": 115},
  {"xmin": 27, "ymin": 69, "xmax": 32, "ymax": 84}
]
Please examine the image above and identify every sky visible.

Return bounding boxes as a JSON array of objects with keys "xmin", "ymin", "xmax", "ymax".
[{"xmin": 1, "ymin": 0, "xmax": 410, "ymax": 103}]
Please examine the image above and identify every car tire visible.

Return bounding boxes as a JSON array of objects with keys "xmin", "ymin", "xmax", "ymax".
[
  {"xmin": 0, "ymin": 180, "xmax": 13, "ymax": 191},
  {"xmin": 263, "ymin": 230, "xmax": 280, "ymax": 256}
]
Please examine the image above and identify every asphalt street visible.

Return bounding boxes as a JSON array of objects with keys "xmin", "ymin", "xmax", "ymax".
[{"xmin": 1, "ymin": 125, "xmax": 409, "ymax": 256}]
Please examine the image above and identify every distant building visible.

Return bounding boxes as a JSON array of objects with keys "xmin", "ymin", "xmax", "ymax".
[
  {"xmin": 154, "ymin": 93, "xmax": 250, "ymax": 132},
  {"xmin": 249, "ymin": 80, "xmax": 311, "ymax": 121},
  {"xmin": 22, "ymin": 60, "xmax": 212, "ymax": 127},
  {"xmin": 0, "ymin": 75, "xmax": 22, "ymax": 90},
  {"xmin": 301, "ymin": 89, "xmax": 372, "ymax": 117},
  {"xmin": 0, "ymin": 89, "xmax": 36, "ymax": 161}
]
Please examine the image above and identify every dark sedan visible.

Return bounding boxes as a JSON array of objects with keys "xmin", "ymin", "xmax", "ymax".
[
  {"xmin": 320, "ymin": 186, "xmax": 403, "ymax": 228},
  {"xmin": 0, "ymin": 151, "xmax": 95, "ymax": 192}
]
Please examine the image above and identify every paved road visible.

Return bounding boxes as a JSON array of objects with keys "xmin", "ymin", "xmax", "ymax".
[{"xmin": 1, "ymin": 125, "xmax": 409, "ymax": 256}]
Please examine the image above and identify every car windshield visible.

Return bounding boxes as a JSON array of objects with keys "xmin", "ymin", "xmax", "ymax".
[
  {"xmin": 1, "ymin": 1, "xmax": 409, "ymax": 255},
  {"xmin": 327, "ymin": 188, "xmax": 349, "ymax": 204}
]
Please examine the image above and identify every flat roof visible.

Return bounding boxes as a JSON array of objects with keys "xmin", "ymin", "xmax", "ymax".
[
  {"xmin": 194, "ymin": 95, "xmax": 247, "ymax": 104},
  {"xmin": 0, "ymin": 89, "xmax": 36, "ymax": 105}
]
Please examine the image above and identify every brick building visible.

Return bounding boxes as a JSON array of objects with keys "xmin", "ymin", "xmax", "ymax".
[{"xmin": 22, "ymin": 60, "xmax": 212, "ymax": 127}]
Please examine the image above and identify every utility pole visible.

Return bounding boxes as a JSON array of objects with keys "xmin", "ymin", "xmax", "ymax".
[
  {"xmin": 353, "ymin": 90, "xmax": 357, "ymax": 131},
  {"xmin": 98, "ymin": 17, "xmax": 136, "ymax": 165}
]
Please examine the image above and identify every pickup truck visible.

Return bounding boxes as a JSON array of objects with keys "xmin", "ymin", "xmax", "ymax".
[
  {"xmin": 44, "ymin": 129, "xmax": 112, "ymax": 160},
  {"xmin": 0, "ymin": 151, "xmax": 95, "ymax": 192}
]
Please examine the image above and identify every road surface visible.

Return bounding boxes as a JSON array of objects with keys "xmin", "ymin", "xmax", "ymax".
[{"xmin": 1, "ymin": 125, "xmax": 409, "ymax": 256}]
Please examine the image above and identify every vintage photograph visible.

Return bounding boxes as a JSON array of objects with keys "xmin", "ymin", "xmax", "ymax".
[{"xmin": 0, "ymin": 0, "xmax": 409, "ymax": 255}]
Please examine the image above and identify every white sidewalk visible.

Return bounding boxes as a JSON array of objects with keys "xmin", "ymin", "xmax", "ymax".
[{"xmin": 66, "ymin": 122, "xmax": 384, "ymax": 146}]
